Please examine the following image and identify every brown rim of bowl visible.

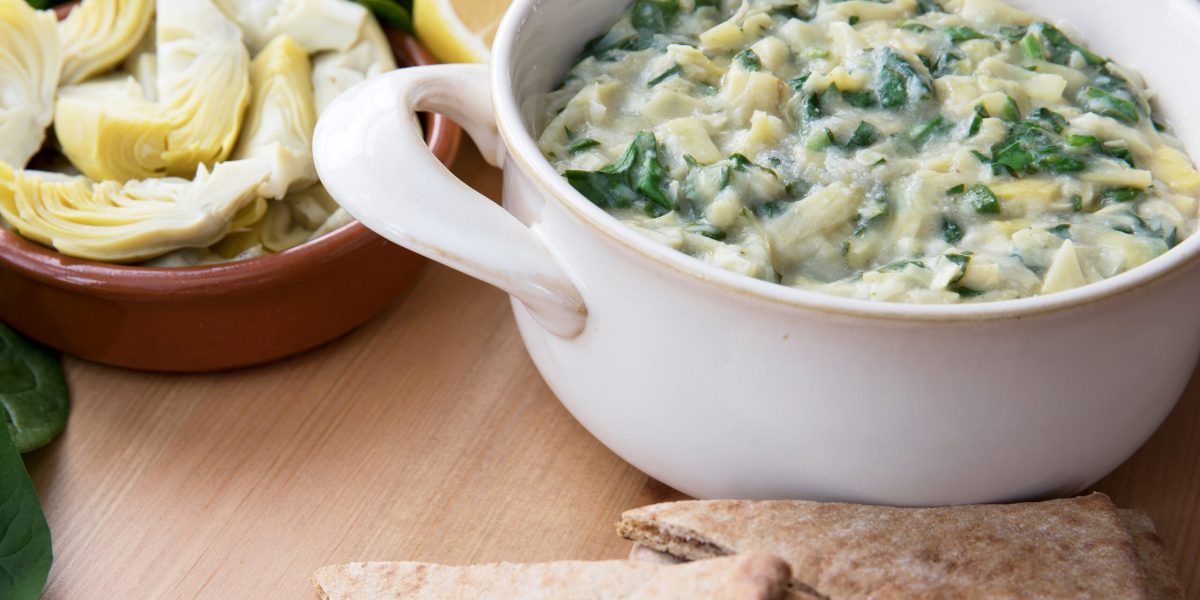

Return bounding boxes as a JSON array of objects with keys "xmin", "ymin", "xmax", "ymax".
[{"xmin": 0, "ymin": 15, "xmax": 462, "ymax": 300}]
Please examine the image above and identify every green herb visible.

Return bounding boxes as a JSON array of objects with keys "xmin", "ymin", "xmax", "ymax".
[
  {"xmin": 987, "ymin": 113, "xmax": 1087, "ymax": 176},
  {"xmin": 879, "ymin": 259, "xmax": 926, "ymax": 272},
  {"xmin": 841, "ymin": 89, "xmax": 876, "ymax": 107},
  {"xmin": 907, "ymin": 115, "xmax": 950, "ymax": 147},
  {"xmin": 1000, "ymin": 95, "xmax": 1021, "ymax": 122},
  {"xmin": 1100, "ymin": 145, "xmax": 1135, "ymax": 168},
  {"xmin": 853, "ymin": 191, "xmax": 890, "ymax": 236},
  {"xmin": 564, "ymin": 131, "xmax": 674, "ymax": 213},
  {"xmin": 647, "ymin": 64, "xmax": 683, "ymax": 86},
  {"xmin": 896, "ymin": 21, "xmax": 932, "ymax": 32},
  {"xmin": 354, "ymin": 0, "xmax": 413, "ymax": 33},
  {"xmin": 631, "ymin": 0, "xmax": 680, "ymax": 32},
  {"xmin": 808, "ymin": 128, "xmax": 837, "ymax": 151},
  {"xmin": 756, "ymin": 200, "xmax": 794, "ymax": 218},
  {"xmin": 818, "ymin": 83, "xmax": 841, "ymax": 113},
  {"xmin": 996, "ymin": 25, "xmax": 1026, "ymax": 43},
  {"xmin": 567, "ymin": 138, "xmax": 601, "ymax": 154},
  {"xmin": 685, "ymin": 222, "xmax": 726, "ymax": 240},
  {"xmin": 944, "ymin": 25, "xmax": 986, "ymax": 42},
  {"xmin": 1018, "ymin": 33, "xmax": 1044, "ymax": 60},
  {"xmin": 1100, "ymin": 187, "xmax": 1143, "ymax": 205},
  {"xmin": 848, "ymin": 16, "xmax": 860, "ymax": 25},
  {"xmin": 1071, "ymin": 194, "xmax": 1083, "ymax": 212},
  {"xmin": 579, "ymin": 33, "xmax": 656, "ymax": 62},
  {"xmin": 915, "ymin": 0, "xmax": 944, "ymax": 14},
  {"xmin": 844, "ymin": 121, "xmax": 881, "ymax": 149},
  {"xmin": 875, "ymin": 48, "xmax": 932, "ymax": 109},
  {"xmin": 0, "ymin": 426, "xmax": 51, "ymax": 600},
  {"xmin": 787, "ymin": 74, "xmax": 811, "ymax": 92},
  {"xmin": 964, "ymin": 184, "xmax": 1001, "ymax": 214},
  {"xmin": 0, "ymin": 325, "xmax": 68, "ymax": 453},
  {"xmin": 770, "ymin": 3, "xmax": 815, "ymax": 20},
  {"xmin": 955, "ymin": 287, "xmax": 985, "ymax": 298},
  {"xmin": 798, "ymin": 93, "xmax": 822, "ymax": 125},
  {"xmin": 1066, "ymin": 134, "xmax": 1099, "ymax": 147},
  {"xmin": 928, "ymin": 49, "xmax": 963, "ymax": 77},
  {"xmin": 1028, "ymin": 107, "xmax": 1067, "ymax": 133},
  {"xmin": 1048, "ymin": 223, "xmax": 1072, "ymax": 239},
  {"xmin": 1028, "ymin": 22, "xmax": 1105, "ymax": 66},
  {"xmin": 945, "ymin": 184, "xmax": 965, "ymax": 195},
  {"xmin": 1080, "ymin": 86, "xmax": 1140, "ymax": 125},
  {"xmin": 967, "ymin": 104, "xmax": 988, "ymax": 137},
  {"xmin": 735, "ymin": 49, "xmax": 762, "ymax": 71},
  {"xmin": 942, "ymin": 218, "xmax": 963, "ymax": 243},
  {"xmin": 944, "ymin": 252, "xmax": 972, "ymax": 286}
]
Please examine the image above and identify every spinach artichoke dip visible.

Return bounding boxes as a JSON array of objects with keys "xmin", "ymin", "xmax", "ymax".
[{"xmin": 538, "ymin": 0, "xmax": 1200, "ymax": 302}]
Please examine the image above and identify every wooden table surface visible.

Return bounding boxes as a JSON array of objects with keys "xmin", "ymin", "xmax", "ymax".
[{"xmin": 24, "ymin": 141, "xmax": 1199, "ymax": 599}]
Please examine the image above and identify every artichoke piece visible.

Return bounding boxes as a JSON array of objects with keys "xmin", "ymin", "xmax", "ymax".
[
  {"xmin": 0, "ymin": 0, "xmax": 62, "ymax": 168},
  {"xmin": 214, "ymin": 0, "xmax": 368, "ymax": 54},
  {"xmin": 54, "ymin": 0, "xmax": 251, "ymax": 182},
  {"xmin": 211, "ymin": 183, "xmax": 341, "ymax": 257},
  {"xmin": 312, "ymin": 16, "xmax": 397, "ymax": 114},
  {"xmin": 233, "ymin": 35, "xmax": 318, "ymax": 200},
  {"xmin": 58, "ymin": 0, "xmax": 155, "ymax": 85},
  {"xmin": 0, "ymin": 159, "xmax": 270, "ymax": 263}
]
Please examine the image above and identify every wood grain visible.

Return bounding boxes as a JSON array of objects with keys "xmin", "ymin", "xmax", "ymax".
[{"xmin": 24, "ymin": 141, "xmax": 1198, "ymax": 599}]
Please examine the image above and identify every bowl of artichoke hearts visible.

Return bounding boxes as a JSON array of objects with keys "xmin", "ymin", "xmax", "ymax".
[{"xmin": 0, "ymin": 0, "xmax": 460, "ymax": 372}]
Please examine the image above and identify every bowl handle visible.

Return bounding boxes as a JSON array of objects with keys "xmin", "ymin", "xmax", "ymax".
[{"xmin": 314, "ymin": 64, "xmax": 587, "ymax": 338}]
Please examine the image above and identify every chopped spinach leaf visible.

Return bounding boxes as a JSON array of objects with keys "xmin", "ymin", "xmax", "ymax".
[
  {"xmin": 944, "ymin": 25, "xmax": 986, "ymax": 42},
  {"xmin": 896, "ymin": 20, "xmax": 931, "ymax": 32},
  {"xmin": 968, "ymin": 104, "xmax": 989, "ymax": 137},
  {"xmin": 1029, "ymin": 22, "xmax": 1105, "ymax": 66},
  {"xmin": 844, "ymin": 121, "xmax": 881, "ymax": 149},
  {"xmin": 848, "ymin": 15, "xmax": 860, "ymax": 25},
  {"xmin": 854, "ymin": 191, "xmax": 890, "ymax": 236},
  {"xmin": 875, "ymin": 48, "xmax": 932, "ymax": 109},
  {"xmin": 907, "ymin": 115, "xmax": 950, "ymax": 147},
  {"xmin": 1080, "ymin": 86, "xmax": 1140, "ymax": 126},
  {"xmin": 564, "ymin": 131, "xmax": 674, "ymax": 213},
  {"xmin": 841, "ymin": 89, "xmax": 876, "ymax": 107},
  {"xmin": 1071, "ymin": 194, "xmax": 1084, "ymax": 212},
  {"xmin": 945, "ymin": 184, "xmax": 965, "ymax": 195},
  {"xmin": 964, "ymin": 184, "xmax": 1001, "ymax": 214},
  {"xmin": 1048, "ymin": 223, "xmax": 1072, "ymax": 239},
  {"xmin": 685, "ymin": 222, "xmax": 726, "ymax": 240},
  {"xmin": 879, "ymin": 259, "xmax": 926, "ymax": 272},
  {"xmin": 915, "ymin": 0, "xmax": 944, "ymax": 14},
  {"xmin": 735, "ymin": 49, "xmax": 762, "ymax": 71},
  {"xmin": 942, "ymin": 218, "xmax": 963, "ymax": 243},
  {"xmin": 787, "ymin": 74, "xmax": 812, "ymax": 92},
  {"xmin": 567, "ymin": 138, "xmax": 601, "ymax": 154},
  {"xmin": 631, "ymin": 0, "xmax": 680, "ymax": 32},
  {"xmin": 1000, "ymin": 95, "xmax": 1021, "ymax": 122},
  {"xmin": 647, "ymin": 63, "xmax": 683, "ymax": 86},
  {"xmin": 1100, "ymin": 186, "xmax": 1143, "ymax": 205}
]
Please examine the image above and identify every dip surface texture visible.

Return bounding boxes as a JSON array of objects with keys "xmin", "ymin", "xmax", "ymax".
[{"xmin": 538, "ymin": 0, "xmax": 1200, "ymax": 302}]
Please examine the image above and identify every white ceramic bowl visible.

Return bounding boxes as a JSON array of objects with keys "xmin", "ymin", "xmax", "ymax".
[{"xmin": 314, "ymin": 0, "xmax": 1200, "ymax": 505}]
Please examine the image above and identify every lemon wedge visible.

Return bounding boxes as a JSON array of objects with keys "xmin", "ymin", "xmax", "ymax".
[{"xmin": 414, "ymin": 0, "xmax": 510, "ymax": 63}]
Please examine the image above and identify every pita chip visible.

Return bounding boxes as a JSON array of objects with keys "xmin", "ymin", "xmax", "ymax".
[
  {"xmin": 312, "ymin": 553, "xmax": 791, "ymax": 600},
  {"xmin": 618, "ymin": 492, "xmax": 1152, "ymax": 599},
  {"xmin": 1119, "ymin": 509, "xmax": 1186, "ymax": 600}
]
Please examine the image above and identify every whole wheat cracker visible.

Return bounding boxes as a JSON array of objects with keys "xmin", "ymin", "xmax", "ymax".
[
  {"xmin": 312, "ymin": 553, "xmax": 791, "ymax": 599},
  {"xmin": 618, "ymin": 492, "xmax": 1151, "ymax": 599}
]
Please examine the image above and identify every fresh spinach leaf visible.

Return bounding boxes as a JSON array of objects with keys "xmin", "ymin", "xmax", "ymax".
[
  {"xmin": 0, "ymin": 325, "xmax": 68, "ymax": 453},
  {"xmin": 567, "ymin": 138, "xmax": 601, "ymax": 154},
  {"xmin": 1029, "ymin": 22, "xmax": 1105, "ymax": 66},
  {"xmin": 967, "ymin": 104, "xmax": 988, "ymax": 137},
  {"xmin": 844, "ymin": 121, "xmax": 881, "ymax": 149},
  {"xmin": 841, "ymin": 89, "xmax": 876, "ymax": 107},
  {"xmin": 0, "ymin": 426, "xmax": 52, "ymax": 600}
]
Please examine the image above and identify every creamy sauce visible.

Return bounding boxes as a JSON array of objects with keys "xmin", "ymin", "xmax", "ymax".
[{"xmin": 538, "ymin": 0, "xmax": 1200, "ymax": 302}]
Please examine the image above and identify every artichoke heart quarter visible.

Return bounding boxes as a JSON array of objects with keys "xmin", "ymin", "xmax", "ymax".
[
  {"xmin": 0, "ymin": 0, "xmax": 62, "ymax": 168},
  {"xmin": 233, "ymin": 35, "xmax": 318, "ymax": 200},
  {"xmin": 54, "ymin": 0, "xmax": 251, "ymax": 182},
  {"xmin": 58, "ymin": 0, "xmax": 155, "ymax": 85},
  {"xmin": 311, "ymin": 16, "xmax": 397, "ymax": 114},
  {"xmin": 0, "ymin": 159, "xmax": 270, "ymax": 263},
  {"xmin": 214, "ymin": 0, "xmax": 369, "ymax": 54}
]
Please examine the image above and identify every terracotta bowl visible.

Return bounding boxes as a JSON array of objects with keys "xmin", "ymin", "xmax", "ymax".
[{"xmin": 0, "ymin": 26, "xmax": 461, "ymax": 373}]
